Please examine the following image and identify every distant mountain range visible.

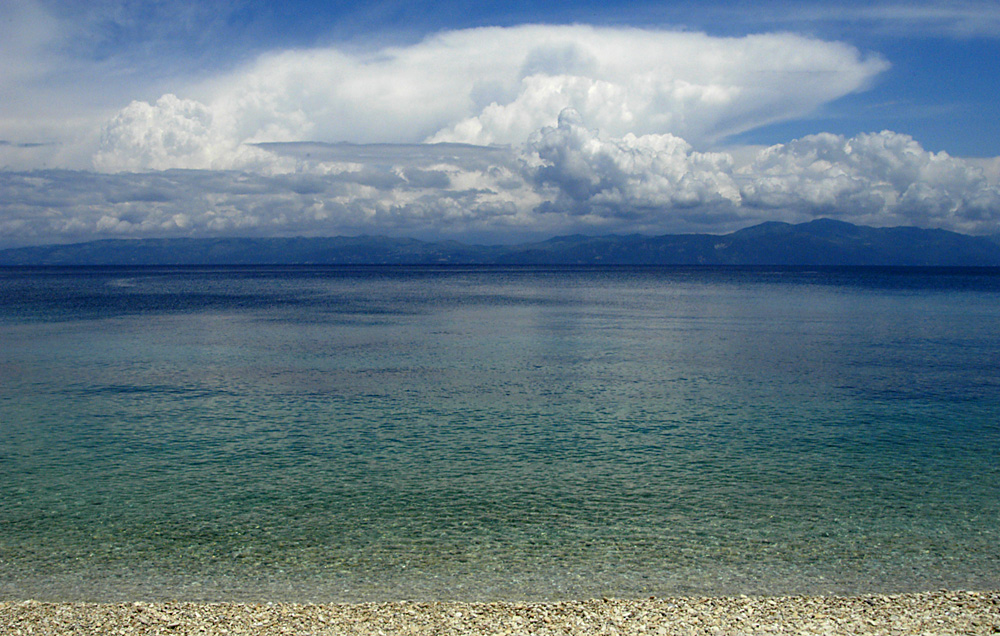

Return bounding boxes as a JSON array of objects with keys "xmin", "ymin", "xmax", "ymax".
[{"xmin": 3, "ymin": 219, "xmax": 1000, "ymax": 266}]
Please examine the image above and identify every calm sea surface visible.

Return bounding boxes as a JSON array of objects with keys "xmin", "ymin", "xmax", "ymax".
[{"xmin": 1, "ymin": 265, "xmax": 998, "ymax": 601}]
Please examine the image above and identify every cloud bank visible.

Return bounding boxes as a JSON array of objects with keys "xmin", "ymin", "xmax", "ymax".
[{"xmin": 5, "ymin": 110, "xmax": 1000, "ymax": 247}]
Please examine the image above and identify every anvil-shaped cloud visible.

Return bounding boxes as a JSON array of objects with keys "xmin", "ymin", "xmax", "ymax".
[{"xmin": 92, "ymin": 25, "xmax": 887, "ymax": 172}]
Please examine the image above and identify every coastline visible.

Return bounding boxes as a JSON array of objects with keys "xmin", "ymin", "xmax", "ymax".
[{"xmin": 3, "ymin": 591, "xmax": 998, "ymax": 635}]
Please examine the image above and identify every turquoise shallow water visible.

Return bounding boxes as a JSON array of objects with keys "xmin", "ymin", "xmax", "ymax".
[{"xmin": 1, "ymin": 266, "xmax": 999, "ymax": 601}]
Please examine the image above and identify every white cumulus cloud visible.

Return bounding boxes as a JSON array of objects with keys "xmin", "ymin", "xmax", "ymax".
[
  {"xmin": 739, "ymin": 130, "xmax": 1000, "ymax": 233},
  {"xmin": 93, "ymin": 94, "xmax": 295, "ymax": 173},
  {"xmin": 523, "ymin": 108, "xmax": 741, "ymax": 226}
]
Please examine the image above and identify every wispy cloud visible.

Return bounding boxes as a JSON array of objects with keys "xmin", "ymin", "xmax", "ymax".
[
  {"xmin": 739, "ymin": 1, "xmax": 1000, "ymax": 38},
  {"xmin": 0, "ymin": 140, "xmax": 53, "ymax": 148}
]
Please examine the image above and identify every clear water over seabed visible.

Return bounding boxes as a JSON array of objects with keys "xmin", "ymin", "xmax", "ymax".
[{"xmin": 1, "ymin": 265, "xmax": 998, "ymax": 602}]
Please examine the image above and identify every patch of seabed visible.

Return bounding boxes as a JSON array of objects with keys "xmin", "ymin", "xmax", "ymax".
[{"xmin": 4, "ymin": 535, "xmax": 999, "ymax": 602}]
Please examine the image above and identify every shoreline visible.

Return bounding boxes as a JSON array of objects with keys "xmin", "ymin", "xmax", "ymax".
[{"xmin": 3, "ymin": 590, "xmax": 998, "ymax": 635}]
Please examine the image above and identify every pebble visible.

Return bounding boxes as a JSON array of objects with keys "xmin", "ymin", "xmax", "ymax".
[{"xmin": 1, "ymin": 591, "xmax": 998, "ymax": 635}]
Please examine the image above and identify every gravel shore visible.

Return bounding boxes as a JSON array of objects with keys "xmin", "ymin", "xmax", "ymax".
[{"xmin": 2, "ymin": 591, "xmax": 998, "ymax": 635}]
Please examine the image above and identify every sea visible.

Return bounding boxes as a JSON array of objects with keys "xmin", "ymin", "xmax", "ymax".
[{"xmin": 1, "ymin": 265, "xmax": 998, "ymax": 602}]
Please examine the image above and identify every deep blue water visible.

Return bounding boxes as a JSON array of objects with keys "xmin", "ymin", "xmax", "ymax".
[{"xmin": 1, "ymin": 265, "xmax": 999, "ymax": 601}]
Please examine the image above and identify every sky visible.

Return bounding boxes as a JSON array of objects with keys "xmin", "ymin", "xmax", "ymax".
[{"xmin": 2, "ymin": 0, "xmax": 1000, "ymax": 247}]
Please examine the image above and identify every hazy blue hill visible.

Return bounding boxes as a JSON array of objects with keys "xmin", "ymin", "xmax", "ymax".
[
  {"xmin": 0, "ymin": 236, "xmax": 502, "ymax": 266},
  {"xmin": 497, "ymin": 219, "xmax": 1000, "ymax": 266},
  {"xmin": 2, "ymin": 220, "xmax": 999, "ymax": 266},
  {"xmin": 714, "ymin": 219, "xmax": 1000, "ymax": 266}
]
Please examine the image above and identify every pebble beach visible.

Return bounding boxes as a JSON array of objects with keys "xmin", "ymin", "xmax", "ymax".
[{"xmin": 3, "ymin": 591, "xmax": 998, "ymax": 635}]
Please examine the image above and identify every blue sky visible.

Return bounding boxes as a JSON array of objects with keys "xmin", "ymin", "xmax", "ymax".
[{"xmin": 2, "ymin": 0, "xmax": 999, "ymax": 246}]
